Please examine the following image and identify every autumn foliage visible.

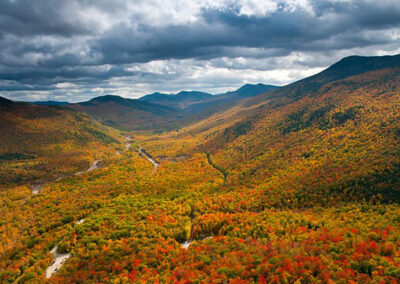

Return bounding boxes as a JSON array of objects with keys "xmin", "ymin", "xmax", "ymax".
[{"xmin": 1, "ymin": 66, "xmax": 400, "ymax": 283}]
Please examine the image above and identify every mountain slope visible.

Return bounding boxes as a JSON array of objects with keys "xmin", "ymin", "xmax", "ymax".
[
  {"xmin": 221, "ymin": 83, "xmax": 278, "ymax": 98},
  {"xmin": 201, "ymin": 61, "xmax": 400, "ymax": 206},
  {"xmin": 0, "ymin": 97, "xmax": 119, "ymax": 187},
  {"xmin": 140, "ymin": 54, "xmax": 400, "ymax": 206},
  {"xmin": 0, "ymin": 96, "xmax": 13, "ymax": 106},
  {"xmin": 70, "ymin": 95, "xmax": 180, "ymax": 131},
  {"xmin": 246, "ymin": 54, "xmax": 400, "ymax": 106}
]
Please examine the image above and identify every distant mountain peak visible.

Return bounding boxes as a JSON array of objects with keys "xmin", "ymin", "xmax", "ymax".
[
  {"xmin": 149, "ymin": 92, "xmax": 164, "ymax": 96},
  {"xmin": 33, "ymin": 100, "xmax": 69, "ymax": 106},
  {"xmin": 88, "ymin": 95, "xmax": 127, "ymax": 103},
  {"xmin": 316, "ymin": 53, "xmax": 400, "ymax": 82},
  {"xmin": 244, "ymin": 53, "xmax": 400, "ymax": 107},
  {"xmin": 224, "ymin": 83, "xmax": 278, "ymax": 98},
  {"xmin": 176, "ymin": 90, "xmax": 211, "ymax": 95},
  {"xmin": 139, "ymin": 90, "xmax": 214, "ymax": 109}
]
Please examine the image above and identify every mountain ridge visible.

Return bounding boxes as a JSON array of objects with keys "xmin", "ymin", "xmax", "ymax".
[
  {"xmin": 26, "ymin": 83, "xmax": 279, "ymax": 109},
  {"xmin": 221, "ymin": 83, "xmax": 278, "ymax": 98},
  {"xmin": 244, "ymin": 54, "xmax": 400, "ymax": 107}
]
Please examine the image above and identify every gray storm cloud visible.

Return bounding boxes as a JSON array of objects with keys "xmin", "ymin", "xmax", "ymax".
[{"xmin": 0, "ymin": 0, "xmax": 400, "ymax": 102}]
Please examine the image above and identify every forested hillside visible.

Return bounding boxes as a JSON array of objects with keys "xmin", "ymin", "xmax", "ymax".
[
  {"xmin": 69, "ymin": 95, "xmax": 181, "ymax": 131},
  {"xmin": 205, "ymin": 66, "xmax": 400, "ymax": 206},
  {"xmin": 0, "ymin": 99, "xmax": 120, "ymax": 188}
]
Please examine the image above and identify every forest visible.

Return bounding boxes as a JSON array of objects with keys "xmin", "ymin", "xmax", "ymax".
[{"xmin": 1, "ymin": 60, "xmax": 400, "ymax": 283}]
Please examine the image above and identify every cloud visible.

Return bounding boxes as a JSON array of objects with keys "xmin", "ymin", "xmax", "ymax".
[
  {"xmin": 54, "ymin": 82, "xmax": 78, "ymax": 89},
  {"xmin": 0, "ymin": 0, "xmax": 400, "ymax": 102}
]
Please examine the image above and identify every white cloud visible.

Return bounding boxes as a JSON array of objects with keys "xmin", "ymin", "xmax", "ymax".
[
  {"xmin": 54, "ymin": 82, "xmax": 77, "ymax": 88},
  {"xmin": 91, "ymin": 87, "xmax": 105, "ymax": 93},
  {"xmin": 238, "ymin": 0, "xmax": 278, "ymax": 17}
]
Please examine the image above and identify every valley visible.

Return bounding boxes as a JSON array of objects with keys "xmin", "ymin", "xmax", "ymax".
[{"xmin": 1, "ymin": 55, "xmax": 400, "ymax": 283}]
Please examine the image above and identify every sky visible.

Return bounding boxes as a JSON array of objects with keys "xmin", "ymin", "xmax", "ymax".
[{"xmin": 1, "ymin": 0, "xmax": 400, "ymax": 102}]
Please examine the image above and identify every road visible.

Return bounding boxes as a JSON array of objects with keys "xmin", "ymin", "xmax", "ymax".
[
  {"xmin": 75, "ymin": 160, "xmax": 99, "ymax": 176},
  {"xmin": 138, "ymin": 147, "xmax": 159, "ymax": 172},
  {"xmin": 45, "ymin": 246, "xmax": 71, "ymax": 279},
  {"xmin": 31, "ymin": 184, "xmax": 43, "ymax": 195}
]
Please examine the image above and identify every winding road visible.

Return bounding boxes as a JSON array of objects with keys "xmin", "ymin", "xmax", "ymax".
[
  {"xmin": 31, "ymin": 184, "xmax": 43, "ymax": 195},
  {"xmin": 181, "ymin": 236, "xmax": 213, "ymax": 249},
  {"xmin": 124, "ymin": 135, "xmax": 132, "ymax": 150},
  {"xmin": 24, "ymin": 136, "xmax": 136, "ymax": 280},
  {"xmin": 75, "ymin": 160, "xmax": 99, "ymax": 176},
  {"xmin": 138, "ymin": 147, "xmax": 159, "ymax": 172},
  {"xmin": 30, "ymin": 159, "xmax": 100, "ymax": 195},
  {"xmin": 29, "ymin": 136, "xmax": 156, "ymax": 279},
  {"xmin": 45, "ymin": 246, "xmax": 71, "ymax": 279}
]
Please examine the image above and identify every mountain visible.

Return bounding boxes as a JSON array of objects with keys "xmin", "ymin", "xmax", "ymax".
[
  {"xmin": 27, "ymin": 85, "xmax": 278, "ymax": 133},
  {"xmin": 140, "ymin": 92, "xmax": 166, "ymax": 101},
  {"xmin": 138, "ymin": 84, "xmax": 279, "ymax": 118},
  {"xmin": 70, "ymin": 95, "xmax": 180, "ymax": 131},
  {"xmin": 200, "ymin": 54, "xmax": 400, "ymax": 205},
  {"xmin": 0, "ymin": 96, "xmax": 14, "ymax": 106},
  {"xmin": 221, "ymin": 83, "xmax": 278, "ymax": 98},
  {"xmin": 139, "ymin": 85, "xmax": 278, "ymax": 112},
  {"xmin": 33, "ymin": 100, "xmax": 69, "ymax": 106},
  {"xmin": 246, "ymin": 54, "xmax": 400, "ymax": 106},
  {"xmin": 0, "ymin": 98, "xmax": 119, "ymax": 187},
  {"xmin": 140, "ymin": 91, "xmax": 214, "ymax": 109},
  {"xmin": 314, "ymin": 54, "xmax": 400, "ymax": 82}
]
